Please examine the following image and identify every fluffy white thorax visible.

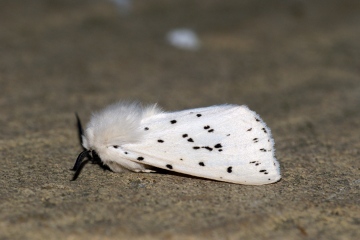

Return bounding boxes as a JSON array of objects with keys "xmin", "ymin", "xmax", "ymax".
[{"xmin": 82, "ymin": 102, "xmax": 161, "ymax": 151}]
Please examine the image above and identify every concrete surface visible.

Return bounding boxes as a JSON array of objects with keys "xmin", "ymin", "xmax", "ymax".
[{"xmin": 0, "ymin": 0, "xmax": 359, "ymax": 239}]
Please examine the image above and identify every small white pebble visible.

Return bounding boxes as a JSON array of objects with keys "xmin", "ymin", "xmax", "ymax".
[{"xmin": 166, "ymin": 28, "xmax": 201, "ymax": 50}]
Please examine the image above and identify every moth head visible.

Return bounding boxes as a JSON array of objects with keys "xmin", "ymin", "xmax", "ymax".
[
  {"xmin": 71, "ymin": 102, "xmax": 155, "ymax": 180},
  {"xmin": 71, "ymin": 114, "xmax": 108, "ymax": 180}
]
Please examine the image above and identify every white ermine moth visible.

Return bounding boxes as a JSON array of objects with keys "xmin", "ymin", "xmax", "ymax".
[{"xmin": 72, "ymin": 102, "xmax": 281, "ymax": 185}]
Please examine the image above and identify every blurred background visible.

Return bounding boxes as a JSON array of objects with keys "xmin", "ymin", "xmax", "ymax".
[{"xmin": 2, "ymin": 0, "xmax": 359, "ymax": 118}]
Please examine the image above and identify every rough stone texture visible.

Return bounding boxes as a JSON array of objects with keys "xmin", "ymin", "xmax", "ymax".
[{"xmin": 0, "ymin": 0, "xmax": 359, "ymax": 239}]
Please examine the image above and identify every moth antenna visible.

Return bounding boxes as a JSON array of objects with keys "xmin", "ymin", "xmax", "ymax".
[
  {"xmin": 71, "ymin": 159, "xmax": 91, "ymax": 181},
  {"xmin": 71, "ymin": 150, "xmax": 90, "ymax": 171},
  {"xmin": 75, "ymin": 113, "xmax": 86, "ymax": 150}
]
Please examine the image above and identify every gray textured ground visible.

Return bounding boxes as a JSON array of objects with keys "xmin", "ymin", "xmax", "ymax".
[{"xmin": 1, "ymin": 0, "xmax": 359, "ymax": 239}]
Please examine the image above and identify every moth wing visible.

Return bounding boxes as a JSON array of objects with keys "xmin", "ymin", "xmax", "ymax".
[{"xmin": 119, "ymin": 105, "xmax": 281, "ymax": 185}]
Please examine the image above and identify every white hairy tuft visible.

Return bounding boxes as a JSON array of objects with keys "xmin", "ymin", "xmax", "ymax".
[{"xmin": 82, "ymin": 102, "xmax": 161, "ymax": 161}]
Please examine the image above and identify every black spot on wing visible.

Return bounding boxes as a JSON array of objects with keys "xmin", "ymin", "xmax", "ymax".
[
  {"xmin": 204, "ymin": 125, "xmax": 210, "ymax": 129},
  {"xmin": 170, "ymin": 120, "xmax": 177, "ymax": 124},
  {"xmin": 250, "ymin": 161, "xmax": 261, "ymax": 166},
  {"xmin": 262, "ymin": 128, "xmax": 267, "ymax": 133},
  {"xmin": 182, "ymin": 134, "xmax": 188, "ymax": 138},
  {"xmin": 260, "ymin": 148, "xmax": 267, "ymax": 152},
  {"xmin": 202, "ymin": 146, "xmax": 213, "ymax": 151},
  {"xmin": 227, "ymin": 167, "xmax": 232, "ymax": 173},
  {"xmin": 208, "ymin": 129, "xmax": 214, "ymax": 133},
  {"xmin": 113, "ymin": 145, "xmax": 119, "ymax": 148},
  {"xmin": 199, "ymin": 162, "xmax": 205, "ymax": 166},
  {"xmin": 247, "ymin": 128, "xmax": 252, "ymax": 131},
  {"xmin": 157, "ymin": 139, "xmax": 164, "ymax": 143},
  {"xmin": 137, "ymin": 157, "xmax": 144, "ymax": 161},
  {"xmin": 196, "ymin": 114, "xmax": 202, "ymax": 117},
  {"xmin": 193, "ymin": 146, "xmax": 200, "ymax": 150},
  {"xmin": 214, "ymin": 143, "xmax": 222, "ymax": 148},
  {"xmin": 166, "ymin": 164, "xmax": 173, "ymax": 169},
  {"xmin": 144, "ymin": 127, "xmax": 149, "ymax": 131}
]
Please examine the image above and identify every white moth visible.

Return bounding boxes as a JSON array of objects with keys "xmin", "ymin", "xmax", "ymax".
[{"xmin": 72, "ymin": 102, "xmax": 281, "ymax": 185}]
